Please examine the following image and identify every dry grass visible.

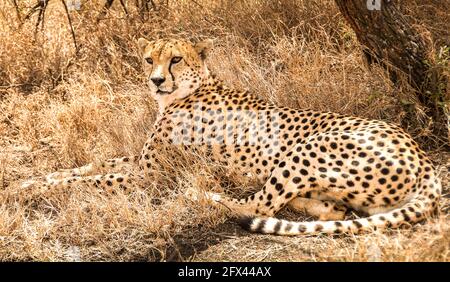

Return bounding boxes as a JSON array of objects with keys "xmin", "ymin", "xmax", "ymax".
[{"xmin": 0, "ymin": 0, "xmax": 448, "ymax": 261}]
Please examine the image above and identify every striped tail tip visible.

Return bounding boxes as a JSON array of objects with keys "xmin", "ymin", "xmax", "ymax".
[
  {"xmin": 238, "ymin": 217, "xmax": 277, "ymax": 234},
  {"xmin": 238, "ymin": 216, "xmax": 256, "ymax": 232}
]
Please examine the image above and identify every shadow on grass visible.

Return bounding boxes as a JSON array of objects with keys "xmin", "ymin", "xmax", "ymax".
[{"xmin": 163, "ymin": 219, "xmax": 247, "ymax": 261}]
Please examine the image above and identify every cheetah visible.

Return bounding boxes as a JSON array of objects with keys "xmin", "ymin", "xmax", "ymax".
[{"xmin": 25, "ymin": 38, "xmax": 442, "ymax": 236}]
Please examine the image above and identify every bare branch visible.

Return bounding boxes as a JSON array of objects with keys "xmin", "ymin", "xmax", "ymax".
[
  {"xmin": 11, "ymin": 0, "xmax": 22, "ymax": 23},
  {"xmin": 60, "ymin": 0, "xmax": 78, "ymax": 54},
  {"xmin": 119, "ymin": 0, "xmax": 128, "ymax": 15},
  {"xmin": 21, "ymin": 0, "xmax": 50, "ymax": 35},
  {"xmin": 39, "ymin": 0, "xmax": 49, "ymax": 32},
  {"xmin": 23, "ymin": 1, "xmax": 43, "ymax": 21}
]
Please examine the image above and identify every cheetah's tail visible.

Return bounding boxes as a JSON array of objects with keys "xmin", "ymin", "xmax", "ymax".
[{"xmin": 239, "ymin": 177, "xmax": 441, "ymax": 236}]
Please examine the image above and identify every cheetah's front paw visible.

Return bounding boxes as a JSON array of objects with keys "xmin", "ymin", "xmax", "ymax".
[
  {"xmin": 46, "ymin": 170, "xmax": 75, "ymax": 181},
  {"xmin": 184, "ymin": 187, "xmax": 222, "ymax": 203},
  {"xmin": 20, "ymin": 178, "xmax": 51, "ymax": 196},
  {"xmin": 21, "ymin": 179, "xmax": 37, "ymax": 190}
]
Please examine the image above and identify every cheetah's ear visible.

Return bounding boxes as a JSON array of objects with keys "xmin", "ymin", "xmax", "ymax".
[
  {"xmin": 194, "ymin": 39, "xmax": 213, "ymax": 60},
  {"xmin": 138, "ymin": 37, "xmax": 151, "ymax": 54}
]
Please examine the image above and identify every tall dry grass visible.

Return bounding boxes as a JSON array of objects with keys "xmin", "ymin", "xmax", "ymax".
[{"xmin": 0, "ymin": 0, "xmax": 448, "ymax": 261}]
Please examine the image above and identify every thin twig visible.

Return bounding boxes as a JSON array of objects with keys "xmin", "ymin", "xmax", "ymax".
[
  {"xmin": 11, "ymin": 0, "xmax": 22, "ymax": 23},
  {"xmin": 20, "ymin": 0, "xmax": 49, "ymax": 35},
  {"xmin": 60, "ymin": 0, "xmax": 78, "ymax": 54},
  {"xmin": 150, "ymin": 0, "xmax": 157, "ymax": 10},
  {"xmin": 119, "ymin": 0, "xmax": 128, "ymax": 15},
  {"xmin": 23, "ymin": 1, "xmax": 43, "ymax": 22},
  {"xmin": 39, "ymin": 0, "xmax": 48, "ymax": 32},
  {"xmin": 34, "ymin": 0, "xmax": 48, "ymax": 35},
  {"xmin": 190, "ymin": 0, "xmax": 204, "ymax": 9},
  {"xmin": 51, "ymin": 55, "xmax": 77, "ymax": 88}
]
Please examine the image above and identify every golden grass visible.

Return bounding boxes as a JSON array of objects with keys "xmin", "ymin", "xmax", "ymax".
[{"xmin": 0, "ymin": 0, "xmax": 449, "ymax": 261}]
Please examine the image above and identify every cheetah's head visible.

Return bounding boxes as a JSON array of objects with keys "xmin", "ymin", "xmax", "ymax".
[{"xmin": 138, "ymin": 38, "xmax": 213, "ymax": 113}]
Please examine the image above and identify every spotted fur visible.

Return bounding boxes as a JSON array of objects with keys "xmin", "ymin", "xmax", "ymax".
[{"xmin": 27, "ymin": 38, "xmax": 441, "ymax": 236}]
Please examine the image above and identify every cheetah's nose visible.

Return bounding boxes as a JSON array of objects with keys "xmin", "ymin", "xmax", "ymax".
[{"xmin": 151, "ymin": 77, "xmax": 166, "ymax": 87}]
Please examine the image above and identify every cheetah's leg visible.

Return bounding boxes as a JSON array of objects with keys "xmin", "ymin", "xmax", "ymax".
[
  {"xmin": 198, "ymin": 178, "xmax": 306, "ymax": 218},
  {"xmin": 196, "ymin": 158, "xmax": 327, "ymax": 218},
  {"xmin": 287, "ymin": 197, "xmax": 347, "ymax": 221},
  {"xmin": 46, "ymin": 156, "xmax": 139, "ymax": 181},
  {"xmin": 200, "ymin": 137, "xmax": 364, "ymax": 219},
  {"xmin": 199, "ymin": 189, "xmax": 348, "ymax": 221},
  {"xmin": 24, "ymin": 172, "xmax": 143, "ymax": 195}
]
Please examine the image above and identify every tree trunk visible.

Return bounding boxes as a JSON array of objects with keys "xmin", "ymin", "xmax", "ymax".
[{"xmin": 334, "ymin": 0, "xmax": 448, "ymax": 148}]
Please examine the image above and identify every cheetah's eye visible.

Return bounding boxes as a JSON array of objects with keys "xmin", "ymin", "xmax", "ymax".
[
  {"xmin": 145, "ymin": 57, "xmax": 153, "ymax": 64},
  {"xmin": 171, "ymin": 56, "xmax": 182, "ymax": 64}
]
